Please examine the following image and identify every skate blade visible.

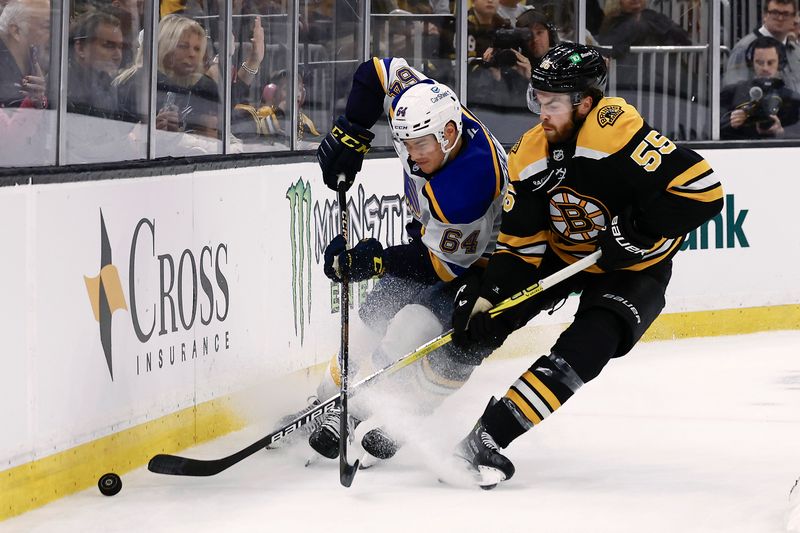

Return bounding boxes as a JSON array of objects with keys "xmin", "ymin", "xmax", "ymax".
[
  {"xmin": 358, "ymin": 453, "xmax": 380, "ymax": 470},
  {"xmin": 435, "ymin": 455, "xmax": 483, "ymax": 489},
  {"xmin": 476, "ymin": 465, "xmax": 507, "ymax": 489}
]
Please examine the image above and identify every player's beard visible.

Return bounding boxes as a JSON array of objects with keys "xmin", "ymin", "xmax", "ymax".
[{"xmin": 542, "ymin": 119, "xmax": 575, "ymax": 143}]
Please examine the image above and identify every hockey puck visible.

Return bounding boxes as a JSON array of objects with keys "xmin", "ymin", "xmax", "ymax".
[{"xmin": 98, "ymin": 473, "xmax": 122, "ymax": 496}]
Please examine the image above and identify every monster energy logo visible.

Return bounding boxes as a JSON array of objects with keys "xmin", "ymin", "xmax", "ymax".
[{"xmin": 287, "ymin": 179, "xmax": 313, "ymax": 344}]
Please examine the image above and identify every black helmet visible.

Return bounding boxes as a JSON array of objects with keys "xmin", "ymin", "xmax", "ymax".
[{"xmin": 529, "ymin": 42, "xmax": 607, "ymax": 94}]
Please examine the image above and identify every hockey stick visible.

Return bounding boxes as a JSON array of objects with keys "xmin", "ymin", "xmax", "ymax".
[
  {"xmin": 147, "ymin": 250, "xmax": 600, "ymax": 477},
  {"xmin": 336, "ymin": 180, "xmax": 360, "ymax": 486}
]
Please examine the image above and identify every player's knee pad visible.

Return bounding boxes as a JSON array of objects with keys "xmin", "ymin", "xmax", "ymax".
[
  {"xmin": 551, "ymin": 307, "xmax": 625, "ymax": 382},
  {"xmin": 315, "ymin": 354, "xmax": 342, "ymax": 401},
  {"xmin": 371, "ymin": 304, "xmax": 443, "ymax": 368},
  {"xmin": 372, "ymin": 304, "xmax": 473, "ymax": 415},
  {"xmin": 404, "ymin": 349, "xmax": 476, "ymax": 415}
]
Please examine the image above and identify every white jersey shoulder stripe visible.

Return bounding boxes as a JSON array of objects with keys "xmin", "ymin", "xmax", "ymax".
[
  {"xmin": 517, "ymin": 158, "xmax": 548, "ymax": 181},
  {"xmin": 574, "ymin": 146, "xmax": 611, "ymax": 160}
]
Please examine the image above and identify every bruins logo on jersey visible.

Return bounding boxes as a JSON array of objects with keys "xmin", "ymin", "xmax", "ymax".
[
  {"xmin": 548, "ymin": 188, "xmax": 608, "ymax": 243},
  {"xmin": 597, "ymin": 105, "xmax": 624, "ymax": 128}
]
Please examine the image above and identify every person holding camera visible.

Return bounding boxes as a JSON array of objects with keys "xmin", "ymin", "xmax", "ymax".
[
  {"xmin": 721, "ymin": 36, "xmax": 800, "ymax": 140},
  {"xmin": 724, "ymin": 0, "xmax": 800, "ymax": 94},
  {"xmin": 468, "ymin": 10, "xmax": 557, "ymax": 112},
  {"xmin": 467, "ymin": 0, "xmax": 512, "ymax": 61}
]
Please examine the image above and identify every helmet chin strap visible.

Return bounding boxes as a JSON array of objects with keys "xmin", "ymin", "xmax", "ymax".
[{"xmin": 438, "ymin": 130, "xmax": 462, "ymax": 166}]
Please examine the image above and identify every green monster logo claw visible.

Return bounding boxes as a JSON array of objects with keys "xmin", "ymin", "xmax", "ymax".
[{"xmin": 286, "ymin": 179, "xmax": 313, "ymax": 344}]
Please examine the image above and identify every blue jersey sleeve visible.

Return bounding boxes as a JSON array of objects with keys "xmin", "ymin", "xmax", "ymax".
[{"xmin": 344, "ymin": 59, "xmax": 387, "ymax": 128}]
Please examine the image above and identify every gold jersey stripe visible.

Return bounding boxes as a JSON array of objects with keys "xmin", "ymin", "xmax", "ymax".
[
  {"xmin": 499, "ymin": 230, "xmax": 548, "ymax": 249},
  {"xmin": 506, "ymin": 389, "xmax": 542, "ymax": 425},
  {"xmin": 423, "ymin": 181, "xmax": 450, "ymax": 224},
  {"xmin": 421, "ymin": 357, "xmax": 468, "ymax": 389},
  {"xmin": 329, "ymin": 354, "xmax": 342, "ymax": 388},
  {"xmin": 494, "ymin": 249, "xmax": 543, "ymax": 267},
  {"xmin": 522, "ymin": 371, "xmax": 562, "ymax": 411},
  {"xmin": 428, "ymin": 250, "xmax": 456, "ymax": 281},
  {"xmin": 669, "ymin": 183, "xmax": 724, "ymax": 203},
  {"xmin": 667, "ymin": 159, "xmax": 712, "ymax": 189},
  {"xmin": 508, "ymin": 125, "xmax": 548, "ymax": 181},
  {"xmin": 372, "ymin": 57, "xmax": 387, "ymax": 93}
]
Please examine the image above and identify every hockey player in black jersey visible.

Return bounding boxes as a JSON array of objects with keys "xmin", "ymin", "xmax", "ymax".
[{"xmin": 449, "ymin": 42, "xmax": 724, "ymax": 488}]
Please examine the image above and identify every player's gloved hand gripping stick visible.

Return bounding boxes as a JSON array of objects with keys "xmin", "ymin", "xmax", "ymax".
[{"xmin": 147, "ymin": 251, "xmax": 601, "ymax": 478}]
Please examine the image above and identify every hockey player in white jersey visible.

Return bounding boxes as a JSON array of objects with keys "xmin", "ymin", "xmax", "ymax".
[{"xmin": 304, "ymin": 57, "xmax": 509, "ymax": 462}]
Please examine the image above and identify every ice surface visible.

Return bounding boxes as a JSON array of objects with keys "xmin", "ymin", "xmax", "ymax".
[{"xmin": 3, "ymin": 331, "xmax": 800, "ymax": 533}]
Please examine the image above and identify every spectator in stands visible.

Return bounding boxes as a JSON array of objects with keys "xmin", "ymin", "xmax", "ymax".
[
  {"xmin": 115, "ymin": 14, "xmax": 220, "ymax": 138},
  {"xmin": 0, "ymin": 0, "xmax": 50, "ymax": 108},
  {"xmin": 232, "ymin": 68, "xmax": 320, "ymax": 147},
  {"xmin": 497, "ymin": 0, "xmax": 531, "ymax": 26},
  {"xmin": 68, "ymin": 10, "xmax": 129, "ymax": 120},
  {"xmin": 596, "ymin": 0, "xmax": 692, "ymax": 52},
  {"xmin": 205, "ymin": 16, "xmax": 265, "ymax": 106},
  {"xmin": 514, "ymin": 8, "xmax": 557, "ymax": 64},
  {"xmin": 528, "ymin": 0, "xmax": 604, "ymax": 37},
  {"xmin": 468, "ymin": 0, "xmax": 511, "ymax": 61},
  {"xmin": 469, "ymin": 9, "xmax": 556, "ymax": 110},
  {"xmin": 721, "ymin": 36, "xmax": 800, "ymax": 139},
  {"xmin": 724, "ymin": 0, "xmax": 800, "ymax": 93}
]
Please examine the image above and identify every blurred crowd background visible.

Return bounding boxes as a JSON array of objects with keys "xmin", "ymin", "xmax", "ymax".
[{"xmin": 2, "ymin": 0, "xmax": 799, "ymax": 167}]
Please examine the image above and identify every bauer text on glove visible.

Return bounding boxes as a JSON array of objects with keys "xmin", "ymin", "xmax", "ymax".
[{"xmin": 596, "ymin": 207, "xmax": 659, "ymax": 271}]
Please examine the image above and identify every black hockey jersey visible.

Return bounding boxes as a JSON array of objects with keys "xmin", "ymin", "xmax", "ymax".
[{"xmin": 482, "ymin": 96, "xmax": 724, "ymax": 300}]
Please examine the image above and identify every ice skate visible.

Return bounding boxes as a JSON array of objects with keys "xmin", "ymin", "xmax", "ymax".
[
  {"xmin": 455, "ymin": 402, "xmax": 515, "ymax": 490},
  {"xmin": 308, "ymin": 407, "xmax": 362, "ymax": 459},
  {"xmin": 266, "ymin": 396, "xmax": 323, "ymax": 449}
]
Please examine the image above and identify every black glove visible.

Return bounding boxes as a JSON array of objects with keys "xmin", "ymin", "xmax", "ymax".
[
  {"xmin": 341, "ymin": 238, "xmax": 385, "ymax": 281},
  {"xmin": 323, "ymin": 234, "xmax": 347, "ymax": 281},
  {"xmin": 316, "ymin": 115, "xmax": 375, "ymax": 192},
  {"xmin": 597, "ymin": 207, "xmax": 659, "ymax": 271},
  {"xmin": 323, "ymin": 236, "xmax": 385, "ymax": 282},
  {"xmin": 451, "ymin": 272, "xmax": 511, "ymax": 354}
]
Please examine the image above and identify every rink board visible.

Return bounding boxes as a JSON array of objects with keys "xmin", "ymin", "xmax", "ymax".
[{"xmin": 1, "ymin": 146, "xmax": 799, "ymax": 519}]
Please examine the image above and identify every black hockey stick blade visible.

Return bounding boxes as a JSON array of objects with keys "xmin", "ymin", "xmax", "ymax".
[
  {"xmin": 339, "ymin": 428, "xmax": 360, "ymax": 487},
  {"xmin": 338, "ymin": 395, "xmax": 359, "ymax": 487},
  {"xmin": 148, "ymin": 396, "xmax": 339, "ymax": 476}
]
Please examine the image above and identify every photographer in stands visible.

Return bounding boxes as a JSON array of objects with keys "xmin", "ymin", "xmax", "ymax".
[
  {"xmin": 724, "ymin": 0, "xmax": 800, "ymax": 93},
  {"xmin": 721, "ymin": 36, "xmax": 800, "ymax": 140},
  {"xmin": 468, "ymin": 9, "xmax": 557, "ymax": 111},
  {"xmin": 467, "ymin": 0, "xmax": 511, "ymax": 60}
]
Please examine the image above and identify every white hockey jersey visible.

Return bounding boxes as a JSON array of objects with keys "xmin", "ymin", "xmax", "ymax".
[{"xmin": 368, "ymin": 57, "xmax": 509, "ymax": 280}]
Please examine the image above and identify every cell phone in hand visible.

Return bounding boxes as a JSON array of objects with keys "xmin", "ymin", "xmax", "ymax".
[
  {"xmin": 162, "ymin": 91, "xmax": 177, "ymax": 112},
  {"xmin": 28, "ymin": 45, "xmax": 40, "ymax": 72}
]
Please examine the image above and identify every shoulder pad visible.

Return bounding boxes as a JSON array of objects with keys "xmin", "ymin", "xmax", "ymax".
[
  {"xmin": 576, "ymin": 97, "xmax": 644, "ymax": 160},
  {"xmin": 508, "ymin": 124, "xmax": 548, "ymax": 182}
]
